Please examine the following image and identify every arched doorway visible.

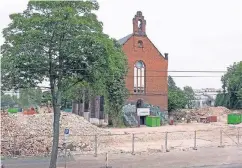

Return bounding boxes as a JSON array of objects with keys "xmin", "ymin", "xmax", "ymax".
[{"xmin": 136, "ymin": 99, "xmax": 144, "ymax": 108}]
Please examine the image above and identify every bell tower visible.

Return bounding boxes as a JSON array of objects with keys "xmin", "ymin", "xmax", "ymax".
[{"xmin": 133, "ymin": 11, "xmax": 146, "ymax": 36}]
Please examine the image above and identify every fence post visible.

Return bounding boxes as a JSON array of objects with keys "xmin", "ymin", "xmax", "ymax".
[
  {"xmin": 13, "ymin": 135, "xmax": 17, "ymax": 158},
  {"xmin": 105, "ymin": 152, "xmax": 109, "ymax": 168},
  {"xmin": 132, "ymin": 133, "xmax": 135, "ymax": 155},
  {"xmin": 193, "ymin": 130, "xmax": 197, "ymax": 150},
  {"xmin": 219, "ymin": 129, "xmax": 224, "ymax": 147},
  {"xmin": 64, "ymin": 142, "xmax": 67, "ymax": 168},
  {"xmin": 94, "ymin": 135, "xmax": 97, "ymax": 157},
  {"xmin": 238, "ymin": 128, "xmax": 240, "ymax": 145},
  {"xmin": 165, "ymin": 132, "xmax": 169, "ymax": 152}
]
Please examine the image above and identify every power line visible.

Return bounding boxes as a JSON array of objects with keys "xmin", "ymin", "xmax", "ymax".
[
  {"xmin": 2, "ymin": 67, "xmax": 227, "ymax": 73},
  {"xmin": 2, "ymin": 75, "xmax": 223, "ymax": 78}
]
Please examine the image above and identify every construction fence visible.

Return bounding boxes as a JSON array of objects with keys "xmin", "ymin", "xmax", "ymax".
[{"xmin": 1, "ymin": 127, "xmax": 242, "ymax": 158}]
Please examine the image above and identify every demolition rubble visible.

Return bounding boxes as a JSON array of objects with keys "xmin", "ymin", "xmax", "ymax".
[
  {"xmin": 171, "ymin": 106, "xmax": 231, "ymax": 123},
  {"xmin": 1, "ymin": 106, "xmax": 240, "ymax": 157},
  {"xmin": 1, "ymin": 112, "xmax": 109, "ymax": 156}
]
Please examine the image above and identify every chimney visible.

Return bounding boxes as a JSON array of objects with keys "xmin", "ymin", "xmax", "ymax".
[{"xmin": 164, "ymin": 53, "xmax": 168, "ymax": 60}]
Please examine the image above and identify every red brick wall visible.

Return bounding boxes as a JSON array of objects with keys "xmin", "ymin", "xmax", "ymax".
[{"xmin": 122, "ymin": 35, "xmax": 168, "ymax": 111}]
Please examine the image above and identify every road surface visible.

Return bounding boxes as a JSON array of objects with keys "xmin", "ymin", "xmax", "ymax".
[{"xmin": 3, "ymin": 146, "xmax": 242, "ymax": 168}]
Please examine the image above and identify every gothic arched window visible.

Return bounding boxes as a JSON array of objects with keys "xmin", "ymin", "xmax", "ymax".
[{"xmin": 134, "ymin": 61, "xmax": 145, "ymax": 94}]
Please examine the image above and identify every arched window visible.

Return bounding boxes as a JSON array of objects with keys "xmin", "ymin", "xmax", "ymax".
[
  {"xmin": 134, "ymin": 61, "xmax": 145, "ymax": 94},
  {"xmin": 138, "ymin": 40, "xmax": 143, "ymax": 48},
  {"xmin": 138, "ymin": 19, "xmax": 142, "ymax": 30}
]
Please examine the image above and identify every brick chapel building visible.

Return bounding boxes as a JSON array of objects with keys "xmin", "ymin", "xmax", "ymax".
[
  {"xmin": 72, "ymin": 11, "xmax": 168, "ymax": 126},
  {"xmin": 118, "ymin": 11, "xmax": 169, "ymax": 112}
]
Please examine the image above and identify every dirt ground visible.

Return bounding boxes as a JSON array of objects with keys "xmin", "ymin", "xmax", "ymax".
[{"xmin": 94, "ymin": 122, "xmax": 242, "ymax": 154}]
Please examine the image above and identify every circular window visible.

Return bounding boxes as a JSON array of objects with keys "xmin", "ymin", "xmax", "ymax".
[{"xmin": 135, "ymin": 61, "xmax": 144, "ymax": 69}]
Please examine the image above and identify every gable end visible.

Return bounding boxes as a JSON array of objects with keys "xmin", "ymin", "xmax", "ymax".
[{"xmin": 146, "ymin": 36, "xmax": 167, "ymax": 60}]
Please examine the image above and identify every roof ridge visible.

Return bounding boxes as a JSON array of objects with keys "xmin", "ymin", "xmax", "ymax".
[{"xmin": 118, "ymin": 33, "xmax": 133, "ymax": 45}]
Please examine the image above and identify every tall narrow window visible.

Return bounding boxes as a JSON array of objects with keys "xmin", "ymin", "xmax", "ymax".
[
  {"xmin": 138, "ymin": 19, "xmax": 142, "ymax": 30},
  {"xmin": 134, "ymin": 61, "xmax": 145, "ymax": 94}
]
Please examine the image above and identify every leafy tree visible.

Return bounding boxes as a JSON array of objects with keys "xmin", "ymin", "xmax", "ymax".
[
  {"xmin": 168, "ymin": 88, "xmax": 187, "ymax": 112},
  {"xmin": 18, "ymin": 88, "xmax": 42, "ymax": 108},
  {"xmin": 1, "ymin": 92, "xmax": 18, "ymax": 109},
  {"xmin": 168, "ymin": 75, "xmax": 177, "ymax": 89},
  {"xmin": 41, "ymin": 91, "xmax": 52, "ymax": 105},
  {"xmin": 103, "ymin": 39, "xmax": 128, "ymax": 126},
  {"xmin": 168, "ymin": 76, "xmax": 187, "ymax": 112},
  {"xmin": 215, "ymin": 93, "xmax": 229, "ymax": 107},
  {"xmin": 1, "ymin": 1, "xmax": 127, "ymax": 168},
  {"xmin": 183, "ymin": 86, "xmax": 195, "ymax": 108},
  {"xmin": 215, "ymin": 62, "xmax": 242, "ymax": 109}
]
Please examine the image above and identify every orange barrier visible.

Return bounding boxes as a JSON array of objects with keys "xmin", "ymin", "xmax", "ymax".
[{"xmin": 23, "ymin": 107, "xmax": 36, "ymax": 115}]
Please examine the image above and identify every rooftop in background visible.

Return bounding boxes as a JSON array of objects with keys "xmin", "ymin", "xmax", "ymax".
[{"xmin": 194, "ymin": 88, "xmax": 223, "ymax": 93}]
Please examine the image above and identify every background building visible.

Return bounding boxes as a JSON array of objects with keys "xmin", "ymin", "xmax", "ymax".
[{"xmin": 192, "ymin": 88, "xmax": 223, "ymax": 108}]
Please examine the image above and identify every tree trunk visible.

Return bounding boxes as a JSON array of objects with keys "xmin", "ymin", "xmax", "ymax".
[
  {"xmin": 78, "ymin": 88, "xmax": 85, "ymax": 116},
  {"xmin": 72, "ymin": 100, "xmax": 78, "ymax": 114},
  {"xmin": 90, "ymin": 96, "xmax": 96, "ymax": 118},
  {"xmin": 78, "ymin": 100, "xmax": 84, "ymax": 116},
  {"xmin": 49, "ymin": 90, "xmax": 61, "ymax": 168},
  {"xmin": 95, "ymin": 96, "xmax": 100, "ymax": 119}
]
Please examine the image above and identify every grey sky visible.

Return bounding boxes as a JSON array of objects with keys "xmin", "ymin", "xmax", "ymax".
[{"xmin": 1, "ymin": 0, "xmax": 242, "ymax": 89}]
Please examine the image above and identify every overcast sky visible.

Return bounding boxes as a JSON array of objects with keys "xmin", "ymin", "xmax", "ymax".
[{"xmin": 1, "ymin": 0, "xmax": 242, "ymax": 89}]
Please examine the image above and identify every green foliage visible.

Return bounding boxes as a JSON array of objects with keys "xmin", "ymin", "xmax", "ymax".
[
  {"xmin": 18, "ymin": 88, "xmax": 42, "ymax": 108},
  {"xmin": 42, "ymin": 91, "xmax": 52, "ymax": 105},
  {"xmin": 215, "ymin": 93, "xmax": 229, "ymax": 107},
  {"xmin": 1, "ymin": 92, "xmax": 18, "ymax": 109},
  {"xmin": 168, "ymin": 88, "xmax": 187, "ymax": 112},
  {"xmin": 102, "ymin": 39, "xmax": 128, "ymax": 126},
  {"xmin": 1, "ymin": 1, "xmax": 128, "ymax": 167},
  {"xmin": 168, "ymin": 76, "xmax": 177, "ymax": 89},
  {"xmin": 168, "ymin": 76, "xmax": 187, "ymax": 112},
  {"xmin": 1, "ymin": 1, "xmax": 127, "ymax": 168},
  {"xmin": 183, "ymin": 86, "xmax": 195, "ymax": 109},
  {"xmin": 215, "ymin": 62, "xmax": 242, "ymax": 109}
]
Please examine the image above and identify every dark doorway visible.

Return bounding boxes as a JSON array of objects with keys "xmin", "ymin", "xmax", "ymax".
[
  {"xmin": 140, "ymin": 116, "xmax": 146, "ymax": 125},
  {"xmin": 136, "ymin": 99, "xmax": 144, "ymax": 108},
  {"xmin": 136, "ymin": 99, "xmax": 146, "ymax": 125}
]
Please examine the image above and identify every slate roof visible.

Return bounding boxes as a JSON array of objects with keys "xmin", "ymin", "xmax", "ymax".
[{"xmin": 118, "ymin": 34, "xmax": 133, "ymax": 45}]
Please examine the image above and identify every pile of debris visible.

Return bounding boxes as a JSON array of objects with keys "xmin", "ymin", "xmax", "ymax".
[
  {"xmin": 193, "ymin": 106, "xmax": 231, "ymax": 116},
  {"xmin": 172, "ymin": 106, "xmax": 231, "ymax": 122},
  {"xmin": 1, "ymin": 112, "xmax": 109, "ymax": 157}
]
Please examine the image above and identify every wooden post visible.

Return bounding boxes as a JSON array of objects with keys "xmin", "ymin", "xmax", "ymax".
[
  {"xmin": 238, "ymin": 128, "xmax": 240, "ymax": 145},
  {"xmin": 165, "ymin": 132, "xmax": 169, "ymax": 152},
  {"xmin": 105, "ymin": 152, "xmax": 108, "ymax": 167},
  {"xmin": 64, "ymin": 142, "xmax": 67, "ymax": 168},
  {"xmin": 94, "ymin": 135, "xmax": 97, "ymax": 157},
  {"xmin": 219, "ymin": 129, "xmax": 224, "ymax": 147},
  {"xmin": 132, "ymin": 134, "xmax": 135, "ymax": 155},
  {"xmin": 13, "ymin": 136, "xmax": 17, "ymax": 157},
  {"xmin": 193, "ymin": 131, "xmax": 197, "ymax": 150}
]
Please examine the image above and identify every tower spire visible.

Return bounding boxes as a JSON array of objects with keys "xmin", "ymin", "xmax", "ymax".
[{"xmin": 133, "ymin": 11, "xmax": 146, "ymax": 36}]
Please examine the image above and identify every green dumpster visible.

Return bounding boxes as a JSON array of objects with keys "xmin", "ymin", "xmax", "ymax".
[
  {"xmin": 156, "ymin": 117, "xmax": 161, "ymax": 126},
  {"xmin": 146, "ymin": 116, "xmax": 160, "ymax": 127},
  {"xmin": 227, "ymin": 114, "xmax": 241, "ymax": 124},
  {"xmin": 8, "ymin": 108, "xmax": 18, "ymax": 113}
]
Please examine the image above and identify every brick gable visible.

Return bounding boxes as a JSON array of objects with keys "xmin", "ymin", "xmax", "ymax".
[{"xmin": 119, "ymin": 11, "xmax": 168, "ymax": 111}]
